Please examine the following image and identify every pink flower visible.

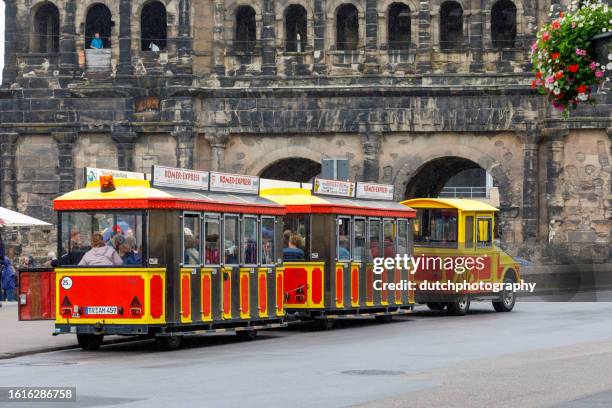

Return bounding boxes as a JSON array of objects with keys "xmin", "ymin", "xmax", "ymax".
[
  {"xmin": 546, "ymin": 76, "xmax": 555, "ymax": 84},
  {"xmin": 531, "ymin": 42, "xmax": 538, "ymax": 53},
  {"xmin": 572, "ymin": 22, "xmax": 576, "ymax": 29},
  {"xmin": 595, "ymin": 70, "xmax": 604, "ymax": 78},
  {"xmin": 590, "ymin": 62, "xmax": 597, "ymax": 70},
  {"xmin": 552, "ymin": 101, "xmax": 564, "ymax": 111},
  {"xmin": 576, "ymin": 49, "xmax": 588, "ymax": 56}
]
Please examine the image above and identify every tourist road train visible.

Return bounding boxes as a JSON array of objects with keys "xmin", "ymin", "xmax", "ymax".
[{"xmin": 17, "ymin": 166, "xmax": 521, "ymax": 350}]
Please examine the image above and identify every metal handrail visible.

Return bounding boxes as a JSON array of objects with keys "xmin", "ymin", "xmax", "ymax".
[{"xmin": 439, "ymin": 186, "xmax": 491, "ymax": 198}]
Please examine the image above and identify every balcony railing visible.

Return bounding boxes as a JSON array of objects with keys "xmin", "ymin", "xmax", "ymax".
[{"xmin": 439, "ymin": 186, "xmax": 491, "ymax": 199}]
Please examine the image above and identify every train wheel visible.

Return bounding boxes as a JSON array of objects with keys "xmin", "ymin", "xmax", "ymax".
[
  {"xmin": 426, "ymin": 302, "xmax": 446, "ymax": 311},
  {"xmin": 375, "ymin": 315, "xmax": 393, "ymax": 323},
  {"xmin": 236, "ymin": 330, "xmax": 257, "ymax": 340},
  {"xmin": 447, "ymin": 295, "xmax": 470, "ymax": 316},
  {"xmin": 315, "ymin": 318, "xmax": 334, "ymax": 331},
  {"xmin": 77, "ymin": 334, "xmax": 104, "ymax": 351},
  {"xmin": 156, "ymin": 335, "xmax": 183, "ymax": 351},
  {"xmin": 493, "ymin": 276, "xmax": 517, "ymax": 312}
]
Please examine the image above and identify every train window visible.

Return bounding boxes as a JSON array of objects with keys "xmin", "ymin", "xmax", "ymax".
[
  {"xmin": 337, "ymin": 217, "xmax": 352, "ymax": 261},
  {"xmin": 397, "ymin": 219, "xmax": 409, "ymax": 255},
  {"xmin": 465, "ymin": 216, "xmax": 474, "ymax": 248},
  {"xmin": 353, "ymin": 218, "xmax": 366, "ymax": 261},
  {"xmin": 59, "ymin": 211, "xmax": 144, "ymax": 266},
  {"xmin": 368, "ymin": 219, "xmax": 382, "ymax": 261},
  {"xmin": 413, "ymin": 209, "xmax": 458, "ymax": 248},
  {"xmin": 204, "ymin": 215, "xmax": 221, "ymax": 265},
  {"xmin": 224, "ymin": 215, "xmax": 240, "ymax": 265},
  {"xmin": 383, "ymin": 220, "xmax": 395, "ymax": 257},
  {"xmin": 183, "ymin": 213, "xmax": 201, "ymax": 266},
  {"xmin": 476, "ymin": 217, "xmax": 492, "ymax": 248},
  {"xmin": 261, "ymin": 217, "xmax": 276, "ymax": 265},
  {"xmin": 282, "ymin": 215, "xmax": 309, "ymax": 261},
  {"xmin": 241, "ymin": 216, "xmax": 259, "ymax": 265}
]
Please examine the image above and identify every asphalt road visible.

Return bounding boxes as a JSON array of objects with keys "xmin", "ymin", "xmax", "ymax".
[{"xmin": 2, "ymin": 302, "xmax": 612, "ymax": 408}]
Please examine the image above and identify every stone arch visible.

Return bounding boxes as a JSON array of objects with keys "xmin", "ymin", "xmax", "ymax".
[
  {"xmin": 438, "ymin": 1, "xmax": 464, "ymax": 50},
  {"xmin": 326, "ymin": 0, "xmax": 365, "ymax": 50},
  {"xmin": 75, "ymin": 0, "xmax": 118, "ymax": 51},
  {"xmin": 140, "ymin": 0, "xmax": 168, "ymax": 50},
  {"xmin": 234, "ymin": 4, "xmax": 258, "ymax": 51},
  {"xmin": 335, "ymin": 3, "xmax": 360, "ymax": 50},
  {"xmin": 85, "ymin": 3, "xmax": 113, "ymax": 48},
  {"xmin": 284, "ymin": 4, "xmax": 308, "ymax": 52},
  {"xmin": 30, "ymin": 1, "xmax": 60, "ymax": 53},
  {"xmin": 490, "ymin": 0, "xmax": 517, "ymax": 48},
  {"xmin": 392, "ymin": 144, "xmax": 514, "ymax": 208},
  {"xmin": 387, "ymin": 2, "xmax": 412, "ymax": 50},
  {"xmin": 245, "ymin": 146, "xmax": 325, "ymax": 177},
  {"xmin": 259, "ymin": 158, "xmax": 322, "ymax": 182}
]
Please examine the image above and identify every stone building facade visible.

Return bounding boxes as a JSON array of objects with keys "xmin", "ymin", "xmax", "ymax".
[{"xmin": 0, "ymin": 0, "xmax": 610, "ymax": 264}]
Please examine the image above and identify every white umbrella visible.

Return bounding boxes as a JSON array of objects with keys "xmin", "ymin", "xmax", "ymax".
[{"xmin": 0, "ymin": 207, "xmax": 52, "ymax": 227}]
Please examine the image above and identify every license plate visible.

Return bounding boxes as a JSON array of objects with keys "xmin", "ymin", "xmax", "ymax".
[{"xmin": 85, "ymin": 306, "xmax": 118, "ymax": 315}]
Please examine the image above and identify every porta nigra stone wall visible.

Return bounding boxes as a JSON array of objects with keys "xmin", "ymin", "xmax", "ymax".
[{"xmin": 0, "ymin": 0, "xmax": 610, "ymax": 265}]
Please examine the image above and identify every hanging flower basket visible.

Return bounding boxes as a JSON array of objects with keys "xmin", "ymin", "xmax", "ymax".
[{"xmin": 531, "ymin": 0, "xmax": 612, "ymax": 117}]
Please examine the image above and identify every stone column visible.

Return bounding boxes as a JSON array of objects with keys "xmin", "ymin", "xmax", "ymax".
[
  {"xmin": 469, "ymin": 3, "xmax": 484, "ymax": 72},
  {"xmin": 205, "ymin": 132, "xmax": 229, "ymax": 171},
  {"xmin": 52, "ymin": 132, "xmax": 78, "ymax": 193},
  {"xmin": 543, "ymin": 128, "xmax": 568, "ymax": 227},
  {"xmin": 313, "ymin": 0, "xmax": 326, "ymax": 75},
  {"xmin": 0, "ymin": 133, "xmax": 19, "ymax": 209},
  {"xmin": 177, "ymin": 0, "xmax": 193, "ymax": 73},
  {"xmin": 117, "ymin": 0, "xmax": 133, "ymax": 76},
  {"xmin": 212, "ymin": 0, "xmax": 226, "ymax": 76},
  {"xmin": 2, "ymin": 1, "xmax": 19, "ymax": 85},
  {"xmin": 521, "ymin": 127, "xmax": 540, "ymax": 244},
  {"xmin": 174, "ymin": 128, "xmax": 196, "ymax": 169},
  {"xmin": 416, "ymin": 0, "xmax": 432, "ymax": 72},
  {"xmin": 112, "ymin": 131, "xmax": 139, "ymax": 171},
  {"xmin": 364, "ymin": 0, "xmax": 379, "ymax": 73},
  {"xmin": 361, "ymin": 131, "xmax": 382, "ymax": 182},
  {"xmin": 261, "ymin": 0, "xmax": 276, "ymax": 76},
  {"xmin": 59, "ymin": 0, "xmax": 78, "ymax": 75}
]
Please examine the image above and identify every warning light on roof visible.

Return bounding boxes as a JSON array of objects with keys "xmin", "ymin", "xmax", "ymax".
[{"xmin": 100, "ymin": 174, "xmax": 116, "ymax": 193}]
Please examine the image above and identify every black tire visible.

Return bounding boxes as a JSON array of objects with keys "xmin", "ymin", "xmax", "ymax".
[
  {"xmin": 315, "ymin": 318, "xmax": 334, "ymax": 331},
  {"xmin": 375, "ymin": 315, "xmax": 393, "ymax": 323},
  {"xmin": 236, "ymin": 330, "xmax": 257, "ymax": 340},
  {"xmin": 427, "ymin": 302, "xmax": 447, "ymax": 311},
  {"xmin": 156, "ymin": 335, "xmax": 183, "ymax": 351},
  {"xmin": 493, "ymin": 274, "xmax": 517, "ymax": 312},
  {"xmin": 447, "ymin": 294, "xmax": 470, "ymax": 316},
  {"xmin": 77, "ymin": 333, "xmax": 104, "ymax": 351}
]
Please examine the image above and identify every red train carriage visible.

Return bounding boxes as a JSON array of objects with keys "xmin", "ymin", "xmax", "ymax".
[
  {"xmin": 54, "ymin": 166, "xmax": 285, "ymax": 350},
  {"xmin": 261, "ymin": 179, "xmax": 416, "ymax": 329}
]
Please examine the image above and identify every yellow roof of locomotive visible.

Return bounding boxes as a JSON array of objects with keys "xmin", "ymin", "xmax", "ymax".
[{"xmin": 400, "ymin": 198, "xmax": 498, "ymax": 212}]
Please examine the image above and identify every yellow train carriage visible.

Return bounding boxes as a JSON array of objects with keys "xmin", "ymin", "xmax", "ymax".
[{"xmin": 401, "ymin": 198, "xmax": 521, "ymax": 315}]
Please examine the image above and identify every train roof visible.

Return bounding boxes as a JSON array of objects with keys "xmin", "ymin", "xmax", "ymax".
[
  {"xmin": 54, "ymin": 179, "xmax": 285, "ymax": 215},
  {"xmin": 400, "ymin": 198, "xmax": 499, "ymax": 212},
  {"xmin": 261, "ymin": 188, "xmax": 416, "ymax": 218}
]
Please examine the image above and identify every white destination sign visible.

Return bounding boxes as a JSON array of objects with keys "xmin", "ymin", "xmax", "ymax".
[
  {"xmin": 209, "ymin": 172, "xmax": 260, "ymax": 194},
  {"xmin": 313, "ymin": 178, "xmax": 355, "ymax": 198},
  {"xmin": 152, "ymin": 166, "xmax": 209, "ymax": 190},
  {"xmin": 356, "ymin": 182, "xmax": 394, "ymax": 200},
  {"xmin": 85, "ymin": 167, "xmax": 146, "ymax": 184}
]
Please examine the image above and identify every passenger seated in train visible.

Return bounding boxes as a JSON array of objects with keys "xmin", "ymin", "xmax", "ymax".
[
  {"xmin": 184, "ymin": 228, "xmax": 200, "ymax": 265},
  {"xmin": 262, "ymin": 231, "xmax": 274, "ymax": 264},
  {"xmin": 283, "ymin": 233, "xmax": 305, "ymax": 261},
  {"xmin": 205, "ymin": 233, "xmax": 220, "ymax": 264},
  {"xmin": 338, "ymin": 235, "xmax": 351, "ymax": 260},
  {"xmin": 78, "ymin": 233, "xmax": 123, "ymax": 266},
  {"xmin": 116, "ymin": 234, "xmax": 141, "ymax": 265},
  {"xmin": 225, "ymin": 240, "xmax": 238, "ymax": 264}
]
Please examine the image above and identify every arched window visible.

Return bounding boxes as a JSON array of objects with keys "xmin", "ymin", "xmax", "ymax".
[
  {"xmin": 491, "ymin": 0, "xmax": 517, "ymax": 48},
  {"xmin": 31, "ymin": 2, "xmax": 60, "ymax": 53},
  {"xmin": 235, "ymin": 6, "xmax": 256, "ymax": 52},
  {"xmin": 85, "ymin": 3, "xmax": 112, "ymax": 49},
  {"xmin": 336, "ymin": 4, "xmax": 359, "ymax": 50},
  {"xmin": 141, "ymin": 1, "xmax": 167, "ymax": 51},
  {"xmin": 388, "ymin": 3, "xmax": 411, "ymax": 50},
  {"xmin": 285, "ymin": 5, "xmax": 307, "ymax": 52},
  {"xmin": 440, "ymin": 1, "xmax": 463, "ymax": 50}
]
